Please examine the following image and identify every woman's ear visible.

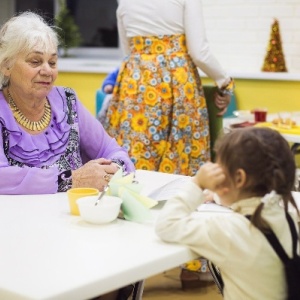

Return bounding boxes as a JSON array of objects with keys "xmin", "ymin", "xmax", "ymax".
[
  {"xmin": 1, "ymin": 65, "xmax": 11, "ymax": 77},
  {"xmin": 234, "ymin": 168, "xmax": 247, "ymax": 189},
  {"xmin": 1, "ymin": 59, "xmax": 12, "ymax": 77}
]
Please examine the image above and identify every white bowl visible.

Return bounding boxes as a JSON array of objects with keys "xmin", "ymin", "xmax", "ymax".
[
  {"xmin": 233, "ymin": 110, "xmax": 254, "ymax": 122},
  {"xmin": 76, "ymin": 195, "xmax": 122, "ymax": 224}
]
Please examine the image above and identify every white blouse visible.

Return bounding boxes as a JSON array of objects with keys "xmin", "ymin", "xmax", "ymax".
[
  {"xmin": 117, "ymin": 0, "xmax": 231, "ymax": 87},
  {"xmin": 155, "ymin": 181, "xmax": 296, "ymax": 299}
]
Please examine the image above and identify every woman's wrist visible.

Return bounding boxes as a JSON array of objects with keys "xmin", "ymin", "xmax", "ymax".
[
  {"xmin": 58, "ymin": 169, "xmax": 73, "ymax": 192},
  {"xmin": 218, "ymin": 77, "xmax": 235, "ymax": 96}
]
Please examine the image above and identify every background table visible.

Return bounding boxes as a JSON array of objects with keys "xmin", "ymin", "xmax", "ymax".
[{"xmin": 223, "ymin": 114, "xmax": 300, "ymax": 144}]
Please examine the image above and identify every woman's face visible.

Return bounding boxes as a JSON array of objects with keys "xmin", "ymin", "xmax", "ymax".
[{"xmin": 6, "ymin": 48, "xmax": 58, "ymax": 100}]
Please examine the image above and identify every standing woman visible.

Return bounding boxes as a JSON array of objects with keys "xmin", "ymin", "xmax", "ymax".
[{"xmin": 104, "ymin": 0, "xmax": 234, "ymax": 176}]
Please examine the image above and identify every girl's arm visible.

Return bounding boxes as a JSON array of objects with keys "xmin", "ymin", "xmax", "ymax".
[{"xmin": 155, "ymin": 165, "xmax": 231, "ymax": 264}]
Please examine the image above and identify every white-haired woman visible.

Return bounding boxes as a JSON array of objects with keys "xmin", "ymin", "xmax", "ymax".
[
  {"xmin": 0, "ymin": 11, "xmax": 136, "ymax": 300},
  {"xmin": 0, "ymin": 12, "xmax": 135, "ymax": 195}
]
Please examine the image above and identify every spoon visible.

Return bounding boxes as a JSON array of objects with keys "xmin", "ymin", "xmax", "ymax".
[{"xmin": 94, "ymin": 185, "xmax": 109, "ymax": 206}]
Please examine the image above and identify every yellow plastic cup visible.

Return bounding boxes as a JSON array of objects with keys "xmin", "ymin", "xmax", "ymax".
[{"xmin": 67, "ymin": 188, "xmax": 99, "ymax": 215}]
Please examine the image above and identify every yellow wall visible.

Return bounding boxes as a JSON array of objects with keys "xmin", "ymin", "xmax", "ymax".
[
  {"xmin": 56, "ymin": 72, "xmax": 300, "ymax": 116},
  {"xmin": 202, "ymin": 77, "xmax": 300, "ymax": 166},
  {"xmin": 56, "ymin": 72, "xmax": 300, "ymax": 166},
  {"xmin": 56, "ymin": 72, "xmax": 107, "ymax": 115}
]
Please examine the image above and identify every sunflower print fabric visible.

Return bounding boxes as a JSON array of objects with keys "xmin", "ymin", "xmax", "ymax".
[{"xmin": 104, "ymin": 34, "xmax": 210, "ymax": 176}]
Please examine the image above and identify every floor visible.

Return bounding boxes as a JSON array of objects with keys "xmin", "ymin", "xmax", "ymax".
[{"xmin": 142, "ymin": 267, "xmax": 222, "ymax": 300}]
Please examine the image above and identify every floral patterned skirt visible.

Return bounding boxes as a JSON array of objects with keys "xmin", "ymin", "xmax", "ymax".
[{"xmin": 104, "ymin": 34, "xmax": 210, "ymax": 176}]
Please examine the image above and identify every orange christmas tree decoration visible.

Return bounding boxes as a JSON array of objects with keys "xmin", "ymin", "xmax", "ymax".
[{"xmin": 261, "ymin": 19, "xmax": 287, "ymax": 72}]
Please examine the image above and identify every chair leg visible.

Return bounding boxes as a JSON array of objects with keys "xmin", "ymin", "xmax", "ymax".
[
  {"xmin": 131, "ymin": 280, "xmax": 145, "ymax": 300},
  {"xmin": 207, "ymin": 260, "xmax": 224, "ymax": 295}
]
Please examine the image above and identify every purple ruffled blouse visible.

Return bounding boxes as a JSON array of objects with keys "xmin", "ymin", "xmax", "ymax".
[{"xmin": 0, "ymin": 86, "xmax": 135, "ymax": 194}]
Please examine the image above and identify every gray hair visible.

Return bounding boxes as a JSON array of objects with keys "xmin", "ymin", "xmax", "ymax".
[{"xmin": 0, "ymin": 11, "xmax": 59, "ymax": 88}]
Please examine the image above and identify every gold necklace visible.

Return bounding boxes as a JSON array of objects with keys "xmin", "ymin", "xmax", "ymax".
[{"xmin": 7, "ymin": 89, "xmax": 51, "ymax": 131}]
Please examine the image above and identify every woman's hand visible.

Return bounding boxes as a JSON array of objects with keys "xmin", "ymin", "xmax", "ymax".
[
  {"xmin": 214, "ymin": 92, "xmax": 231, "ymax": 116},
  {"xmin": 72, "ymin": 158, "xmax": 119, "ymax": 191},
  {"xmin": 192, "ymin": 162, "xmax": 226, "ymax": 192}
]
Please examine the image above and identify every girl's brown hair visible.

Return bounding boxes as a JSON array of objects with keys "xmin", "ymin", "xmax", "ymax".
[{"xmin": 214, "ymin": 127, "xmax": 298, "ymax": 232}]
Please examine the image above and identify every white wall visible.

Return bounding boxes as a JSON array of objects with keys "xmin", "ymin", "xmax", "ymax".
[
  {"xmin": 1, "ymin": 0, "xmax": 299, "ymax": 74},
  {"xmin": 201, "ymin": 0, "xmax": 300, "ymax": 73}
]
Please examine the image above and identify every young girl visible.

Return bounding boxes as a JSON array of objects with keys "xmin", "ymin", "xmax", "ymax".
[{"xmin": 155, "ymin": 127, "xmax": 299, "ymax": 299}]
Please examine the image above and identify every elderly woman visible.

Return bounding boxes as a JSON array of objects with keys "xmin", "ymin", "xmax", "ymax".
[{"xmin": 0, "ymin": 12, "xmax": 135, "ymax": 195}]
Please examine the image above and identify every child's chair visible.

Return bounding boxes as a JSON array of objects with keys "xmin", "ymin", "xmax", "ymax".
[
  {"xmin": 95, "ymin": 89, "xmax": 106, "ymax": 117},
  {"xmin": 223, "ymin": 92, "xmax": 238, "ymax": 118}
]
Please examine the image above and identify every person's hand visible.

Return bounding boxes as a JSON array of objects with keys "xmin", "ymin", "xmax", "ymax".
[
  {"xmin": 103, "ymin": 85, "xmax": 114, "ymax": 94},
  {"xmin": 192, "ymin": 162, "xmax": 227, "ymax": 192},
  {"xmin": 72, "ymin": 158, "xmax": 119, "ymax": 191},
  {"xmin": 214, "ymin": 92, "xmax": 231, "ymax": 116}
]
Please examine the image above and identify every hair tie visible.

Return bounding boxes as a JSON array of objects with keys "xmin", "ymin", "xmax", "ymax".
[{"xmin": 261, "ymin": 190, "xmax": 279, "ymax": 206}]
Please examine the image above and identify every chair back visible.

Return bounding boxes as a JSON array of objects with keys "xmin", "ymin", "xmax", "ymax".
[
  {"xmin": 96, "ymin": 89, "xmax": 106, "ymax": 117},
  {"xmin": 223, "ymin": 93, "xmax": 238, "ymax": 118},
  {"xmin": 203, "ymin": 85, "xmax": 223, "ymax": 161}
]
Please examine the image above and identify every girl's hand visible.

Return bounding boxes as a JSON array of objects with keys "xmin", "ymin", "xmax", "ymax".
[{"xmin": 192, "ymin": 162, "xmax": 226, "ymax": 192}]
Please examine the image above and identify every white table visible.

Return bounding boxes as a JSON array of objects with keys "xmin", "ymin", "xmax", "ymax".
[{"xmin": 0, "ymin": 170, "xmax": 197, "ymax": 300}]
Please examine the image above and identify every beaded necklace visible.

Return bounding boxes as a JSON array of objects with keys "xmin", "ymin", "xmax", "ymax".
[{"xmin": 7, "ymin": 89, "xmax": 51, "ymax": 131}]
